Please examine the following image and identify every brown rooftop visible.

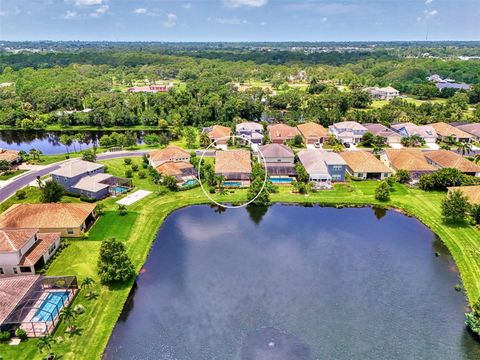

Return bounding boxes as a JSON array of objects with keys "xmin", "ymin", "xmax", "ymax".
[
  {"xmin": 0, "ymin": 203, "xmax": 96, "ymax": 230},
  {"xmin": 149, "ymin": 146, "xmax": 190, "ymax": 164},
  {"xmin": 384, "ymin": 149, "xmax": 437, "ymax": 172},
  {"xmin": 0, "ymin": 149, "xmax": 20, "ymax": 163},
  {"xmin": 424, "ymin": 150, "xmax": 480, "ymax": 173},
  {"xmin": 0, "ymin": 229, "xmax": 38, "ymax": 252},
  {"xmin": 448, "ymin": 186, "xmax": 480, "ymax": 205},
  {"xmin": 340, "ymin": 151, "xmax": 392, "ymax": 174},
  {"xmin": 215, "ymin": 150, "xmax": 252, "ymax": 174},
  {"xmin": 267, "ymin": 124, "xmax": 300, "ymax": 140},
  {"xmin": 0, "ymin": 275, "xmax": 40, "ymax": 324},
  {"xmin": 430, "ymin": 122, "xmax": 472, "ymax": 139},
  {"xmin": 297, "ymin": 122, "xmax": 328, "ymax": 139},
  {"xmin": 156, "ymin": 161, "xmax": 194, "ymax": 177},
  {"xmin": 207, "ymin": 125, "xmax": 231, "ymax": 140},
  {"xmin": 19, "ymin": 233, "xmax": 60, "ymax": 266},
  {"xmin": 258, "ymin": 144, "xmax": 294, "ymax": 158}
]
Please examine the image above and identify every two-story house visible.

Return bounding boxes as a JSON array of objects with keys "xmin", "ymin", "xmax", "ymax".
[
  {"xmin": 235, "ymin": 122, "xmax": 264, "ymax": 146},
  {"xmin": 258, "ymin": 144, "xmax": 296, "ymax": 178},
  {"xmin": 149, "ymin": 146, "xmax": 196, "ymax": 184},
  {"xmin": 390, "ymin": 123, "xmax": 437, "ymax": 144},
  {"xmin": 0, "ymin": 229, "xmax": 60, "ymax": 277},
  {"xmin": 328, "ymin": 121, "xmax": 368, "ymax": 145},
  {"xmin": 297, "ymin": 150, "xmax": 347, "ymax": 188}
]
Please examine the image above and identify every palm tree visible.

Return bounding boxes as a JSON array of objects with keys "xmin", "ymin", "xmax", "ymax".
[
  {"xmin": 59, "ymin": 307, "xmax": 77, "ymax": 333},
  {"xmin": 59, "ymin": 135, "xmax": 73, "ymax": 154},
  {"xmin": 37, "ymin": 335, "xmax": 54, "ymax": 359},
  {"xmin": 458, "ymin": 142, "xmax": 473, "ymax": 156},
  {"xmin": 81, "ymin": 277, "xmax": 95, "ymax": 289},
  {"xmin": 29, "ymin": 148, "xmax": 42, "ymax": 161},
  {"xmin": 474, "ymin": 154, "xmax": 480, "ymax": 164}
]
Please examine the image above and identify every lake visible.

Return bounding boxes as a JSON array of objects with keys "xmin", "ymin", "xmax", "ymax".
[
  {"xmin": 0, "ymin": 130, "xmax": 166, "ymax": 155},
  {"xmin": 104, "ymin": 205, "xmax": 480, "ymax": 360}
]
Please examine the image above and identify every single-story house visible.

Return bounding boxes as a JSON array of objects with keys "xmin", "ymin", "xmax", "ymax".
[
  {"xmin": 0, "ymin": 149, "xmax": 21, "ymax": 164},
  {"xmin": 267, "ymin": 124, "xmax": 300, "ymax": 144},
  {"xmin": 447, "ymin": 186, "xmax": 480, "ymax": 205},
  {"xmin": 365, "ymin": 86, "xmax": 400, "ymax": 101},
  {"xmin": 297, "ymin": 122, "xmax": 329, "ymax": 144},
  {"xmin": 340, "ymin": 151, "xmax": 392, "ymax": 180},
  {"xmin": 297, "ymin": 150, "xmax": 347, "ymax": 187},
  {"xmin": 0, "ymin": 203, "xmax": 97, "ymax": 238},
  {"xmin": 235, "ymin": 122, "xmax": 264, "ymax": 145},
  {"xmin": 328, "ymin": 121, "xmax": 368, "ymax": 144},
  {"xmin": 363, "ymin": 124, "xmax": 403, "ymax": 145},
  {"xmin": 436, "ymin": 83, "xmax": 471, "ymax": 91},
  {"xmin": 430, "ymin": 122, "xmax": 472, "ymax": 143},
  {"xmin": 51, "ymin": 160, "xmax": 130, "ymax": 199},
  {"xmin": 0, "ymin": 275, "xmax": 78, "ymax": 337},
  {"xmin": 202, "ymin": 125, "xmax": 231, "ymax": 146},
  {"xmin": 455, "ymin": 123, "xmax": 480, "ymax": 142},
  {"xmin": 258, "ymin": 144, "xmax": 296, "ymax": 177},
  {"xmin": 149, "ymin": 146, "xmax": 191, "ymax": 168},
  {"xmin": 128, "ymin": 85, "xmax": 169, "ymax": 93},
  {"xmin": 149, "ymin": 146, "xmax": 195, "ymax": 183},
  {"xmin": 215, "ymin": 150, "xmax": 252, "ymax": 184},
  {"xmin": 0, "ymin": 229, "xmax": 60, "ymax": 277},
  {"xmin": 423, "ymin": 150, "xmax": 480, "ymax": 177},
  {"xmin": 390, "ymin": 122, "xmax": 437, "ymax": 144},
  {"xmin": 380, "ymin": 149, "xmax": 436, "ymax": 181}
]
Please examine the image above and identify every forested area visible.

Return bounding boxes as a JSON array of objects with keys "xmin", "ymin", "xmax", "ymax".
[{"xmin": 0, "ymin": 48, "xmax": 479, "ymax": 131}]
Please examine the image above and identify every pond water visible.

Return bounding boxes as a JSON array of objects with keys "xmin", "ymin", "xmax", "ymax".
[
  {"xmin": 0, "ymin": 130, "xmax": 167, "ymax": 155},
  {"xmin": 104, "ymin": 205, "xmax": 480, "ymax": 360}
]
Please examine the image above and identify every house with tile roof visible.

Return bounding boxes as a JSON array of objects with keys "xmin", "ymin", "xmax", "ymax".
[
  {"xmin": 430, "ymin": 122, "xmax": 472, "ymax": 143},
  {"xmin": 363, "ymin": 123, "xmax": 403, "ymax": 145},
  {"xmin": 0, "ymin": 203, "xmax": 97, "ymax": 237},
  {"xmin": 149, "ymin": 146, "xmax": 195, "ymax": 184},
  {"xmin": 0, "ymin": 149, "xmax": 21, "ymax": 164},
  {"xmin": 328, "ymin": 121, "xmax": 368, "ymax": 144},
  {"xmin": 267, "ymin": 124, "xmax": 300, "ymax": 144},
  {"xmin": 455, "ymin": 123, "xmax": 480, "ymax": 142},
  {"xmin": 215, "ymin": 150, "xmax": 252, "ymax": 184},
  {"xmin": 423, "ymin": 150, "xmax": 480, "ymax": 177},
  {"xmin": 258, "ymin": 144, "xmax": 296, "ymax": 177},
  {"xmin": 448, "ymin": 186, "xmax": 480, "ymax": 205},
  {"xmin": 340, "ymin": 151, "xmax": 392, "ymax": 180},
  {"xmin": 202, "ymin": 125, "xmax": 232, "ymax": 146},
  {"xmin": 0, "ymin": 229, "xmax": 60, "ymax": 277},
  {"xmin": 380, "ymin": 149, "xmax": 436, "ymax": 181},
  {"xmin": 390, "ymin": 123, "xmax": 437, "ymax": 144},
  {"xmin": 365, "ymin": 86, "xmax": 400, "ymax": 100},
  {"xmin": 235, "ymin": 122, "xmax": 264, "ymax": 145},
  {"xmin": 297, "ymin": 122, "xmax": 328, "ymax": 144},
  {"xmin": 297, "ymin": 150, "xmax": 347, "ymax": 188}
]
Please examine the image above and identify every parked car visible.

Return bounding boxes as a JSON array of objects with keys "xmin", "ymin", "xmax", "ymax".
[
  {"xmin": 314, "ymin": 142, "xmax": 321, "ymax": 149},
  {"xmin": 344, "ymin": 143, "xmax": 351, "ymax": 148}
]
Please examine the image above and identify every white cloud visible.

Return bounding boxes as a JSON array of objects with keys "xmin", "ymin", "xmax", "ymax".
[
  {"xmin": 182, "ymin": 3, "xmax": 192, "ymax": 10},
  {"xmin": 63, "ymin": 10, "xmax": 79, "ymax": 19},
  {"xmin": 162, "ymin": 13, "xmax": 177, "ymax": 27},
  {"xmin": 209, "ymin": 17, "xmax": 248, "ymax": 25},
  {"xmin": 223, "ymin": 0, "xmax": 268, "ymax": 8},
  {"xmin": 321, "ymin": 17, "xmax": 328, "ymax": 23},
  {"xmin": 425, "ymin": 0, "xmax": 433, "ymax": 4},
  {"xmin": 424, "ymin": 9, "xmax": 438, "ymax": 18},
  {"xmin": 90, "ymin": 4, "xmax": 109, "ymax": 17},
  {"xmin": 260, "ymin": 21, "xmax": 267, "ymax": 26},
  {"xmin": 73, "ymin": 0, "xmax": 103, "ymax": 6},
  {"xmin": 134, "ymin": 8, "xmax": 147, "ymax": 14}
]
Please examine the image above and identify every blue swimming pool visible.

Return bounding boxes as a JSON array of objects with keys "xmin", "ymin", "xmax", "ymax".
[
  {"xmin": 32, "ymin": 291, "xmax": 69, "ymax": 322},
  {"xmin": 269, "ymin": 177, "xmax": 293, "ymax": 184},
  {"xmin": 182, "ymin": 179, "xmax": 198, "ymax": 187},
  {"xmin": 223, "ymin": 181, "xmax": 242, "ymax": 187},
  {"xmin": 114, "ymin": 186, "xmax": 129, "ymax": 194}
]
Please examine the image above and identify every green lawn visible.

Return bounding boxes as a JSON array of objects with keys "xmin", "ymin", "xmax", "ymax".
[
  {"xmin": 0, "ymin": 169, "xmax": 28, "ymax": 180},
  {"xmin": 1, "ymin": 173, "xmax": 480, "ymax": 360}
]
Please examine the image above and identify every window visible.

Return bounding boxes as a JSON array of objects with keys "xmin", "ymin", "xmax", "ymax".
[
  {"xmin": 0, "ymin": 268, "xmax": 4, "ymax": 275},
  {"xmin": 48, "ymin": 243, "xmax": 57, "ymax": 255},
  {"xmin": 332, "ymin": 175, "xmax": 342, "ymax": 180},
  {"xmin": 20, "ymin": 267, "xmax": 32, "ymax": 273},
  {"xmin": 332, "ymin": 166, "xmax": 343, "ymax": 171},
  {"xmin": 67, "ymin": 228, "xmax": 74, "ymax": 235},
  {"xmin": 13, "ymin": 268, "xmax": 18, "ymax": 274}
]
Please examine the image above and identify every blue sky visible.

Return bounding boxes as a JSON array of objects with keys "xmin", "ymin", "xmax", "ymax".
[{"xmin": 0, "ymin": 0, "xmax": 479, "ymax": 41}]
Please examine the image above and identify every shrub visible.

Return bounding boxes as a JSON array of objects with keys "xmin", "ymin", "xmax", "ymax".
[
  {"xmin": 375, "ymin": 181, "xmax": 390, "ymax": 201},
  {"xmin": 138, "ymin": 170, "xmax": 147, "ymax": 179},
  {"xmin": 80, "ymin": 195, "xmax": 96, "ymax": 203},
  {"xmin": 131, "ymin": 164, "xmax": 139, "ymax": 172},
  {"xmin": 15, "ymin": 189, "xmax": 27, "ymax": 200},
  {"xmin": 124, "ymin": 158, "xmax": 132, "ymax": 165},
  {"xmin": 442, "ymin": 190, "xmax": 470, "ymax": 222},
  {"xmin": 117, "ymin": 204, "xmax": 127, "ymax": 216},
  {"xmin": 125, "ymin": 169, "xmax": 133, "ymax": 178},
  {"xmin": 163, "ymin": 175, "xmax": 179, "ymax": 191},
  {"xmin": 15, "ymin": 328, "xmax": 27, "ymax": 341},
  {"xmin": 208, "ymin": 186, "xmax": 215, "ymax": 194},
  {"xmin": 97, "ymin": 238, "xmax": 135, "ymax": 284},
  {"xmin": 40, "ymin": 180, "xmax": 65, "ymax": 203},
  {"xmin": 395, "ymin": 169, "xmax": 410, "ymax": 184},
  {"xmin": 0, "ymin": 331, "xmax": 11, "ymax": 342}
]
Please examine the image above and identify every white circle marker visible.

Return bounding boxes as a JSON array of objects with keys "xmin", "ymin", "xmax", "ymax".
[{"xmin": 197, "ymin": 135, "xmax": 268, "ymax": 209}]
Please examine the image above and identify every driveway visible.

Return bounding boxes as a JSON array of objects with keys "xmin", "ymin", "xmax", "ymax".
[
  {"xmin": 425, "ymin": 143, "xmax": 440, "ymax": 150},
  {"xmin": 390, "ymin": 143, "xmax": 403, "ymax": 149},
  {"xmin": 0, "ymin": 150, "xmax": 146, "ymax": 203}
]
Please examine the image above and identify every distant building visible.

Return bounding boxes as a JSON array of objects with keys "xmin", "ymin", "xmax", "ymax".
[
  {"xmin": 363, "ymin": 124, "xmax": 402, "ymax": 145},
  {"xmin": 380, "ymin": 149, "xmax": 436, "ymax": 182},
  {"xmin": 430, "ymin": 122, "xmax": 472, "ymax": 143},
  {"xmin": 297, "ymin": 150, "xmax": 347, "ymax": 188},
  {"xmin": 235, "ymin": 122, "xmax": 264, "ymax": 145},
  {"xmin": 390, "ymin": 122, "xmax": 437, "ymax": 144},
  {"xmin": 329, "ymin": 121, "xmax": 368, "ymax": 144},
  {"xmin": 149, "ymin": 146, "xmax": 195, "ymax": 184},
  {"xmin": 297, "ymin": 122, "xmax": 328, "ymax": 144},
  {"xmin": 455, "ymin": 123, "xmax": 480, "ymax": 142},
  {"xmin": 0, "ymin": 229, "xmax": 60, "ymax": 277},
  {"xmin": 365, "ymin": 86, "xmax": 400, "ymax": 100},
  {"xmin": 0, "ymin": 149, "xmax": 21, "ymax": 164},
  {"xmin": 128, "ymin": 85, "xmax": 169, "ymax": 93},
  {"xmin": 436, "ymin": 83, "xmax": 471, "ymax": 91},
  {"xmin": 258, "ymin": 144, "xmax": 296, "ymax": 177},
  {"xmin": 267, "ymin": 124, "xmax": 300, "ymax": 144},
  {"xmin": 215, "ymin": 150, "xmax": 252, "ymax": 184},
  {"xmin": 340, "ymin": 151, "xmax": 392, "ymax": 180},
  {"xmin": 202, "ymin": 125, "xmax": 232, "ymax": 146},
  {"xmin": 424, "ymin": 150, "xmax": 480, "ymax": 177}
]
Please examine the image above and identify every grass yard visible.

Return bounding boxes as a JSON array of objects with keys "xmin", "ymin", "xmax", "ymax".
[
  {"xmin": 0, "ymin": 169, "xmax": 28, "ymax": 180},
  {"xmin": 1, "ymin": 170, "xmax": 480, "ymax": 359}
]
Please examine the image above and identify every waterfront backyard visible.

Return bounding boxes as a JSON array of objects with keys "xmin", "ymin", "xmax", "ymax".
[{"xmin": 1, "ymin": 167, "xmax": 480, "ymax": 359}]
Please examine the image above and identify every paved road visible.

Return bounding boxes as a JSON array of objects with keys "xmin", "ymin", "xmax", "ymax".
[{"xmin": 0, "ymin": 151, "xmax": 146, "ymax": 203}]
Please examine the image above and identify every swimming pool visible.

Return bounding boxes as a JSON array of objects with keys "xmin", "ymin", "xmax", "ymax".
[
  {"xmin": 269, "ymin": 177, "xmax": 293, "ymax": 184},
  {"xmin": 182, "ymin": 179, "xmax": 198, "ymax": 187},
  {"xmin": 223, "ymin": 181, "xmax": 242, "ymax": 187},
  {"xmin": 114, "ymin": 186, "xmax": 129, "ymax": 194},
  {"xmin": 32, "ymin": 291, "xmax": 69, "ymax": 322}
]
